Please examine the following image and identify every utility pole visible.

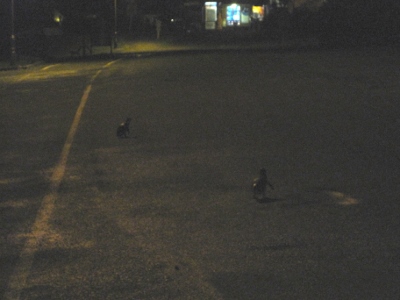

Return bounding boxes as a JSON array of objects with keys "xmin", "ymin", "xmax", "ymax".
[
  {"xmin": 10, "ymin": 0, "xmax": 17, "ymax": 66},
  {"xmin": 114, "ymin": 0, "xmax": 118, "ymax": 48},
  {"xmin": 110, "ymin": 0, "xmax": 117, "ymax": 54}
]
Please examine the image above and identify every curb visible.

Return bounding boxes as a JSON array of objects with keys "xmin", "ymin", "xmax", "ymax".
[{"xmin": 0, "ymin": 61, "xmax": 43, "ymax": 72}]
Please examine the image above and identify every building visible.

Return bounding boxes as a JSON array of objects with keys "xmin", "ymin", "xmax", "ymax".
[
  {"xmin": 209, "ymin": 1, "xmax": 268, "ymax": 30},
  {"xmin": 183, "ymin": 0, "xmax": 326, "ymax": 31}
]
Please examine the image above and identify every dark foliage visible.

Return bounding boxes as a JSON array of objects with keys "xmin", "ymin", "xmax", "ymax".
[
  {"xmin": 316, "ymin": 0, "xmax": 400, "ymax": 46},
  {"xmin": 261, "ymin": 0, "xmax": 400, "ymax": 47}
]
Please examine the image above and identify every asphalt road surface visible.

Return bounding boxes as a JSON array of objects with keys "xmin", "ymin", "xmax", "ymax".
[{"xmin": 1, "ymin": 48, "xmax": 400, "ymax": 299}]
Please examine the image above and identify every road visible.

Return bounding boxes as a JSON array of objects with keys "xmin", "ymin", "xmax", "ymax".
[{"xmin": 1, "ymin": 48, "xmax": 400, "ymax": 299}]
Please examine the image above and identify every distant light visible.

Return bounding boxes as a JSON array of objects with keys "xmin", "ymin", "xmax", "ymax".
[{"xmin": 53, "ymin": 11, "xmax": 63, "ymax": 24}]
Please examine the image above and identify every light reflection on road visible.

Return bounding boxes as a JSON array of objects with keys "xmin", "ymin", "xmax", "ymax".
[{"xmin": 0, "ymin": 62, "xmax": 112, "ymax": 85}]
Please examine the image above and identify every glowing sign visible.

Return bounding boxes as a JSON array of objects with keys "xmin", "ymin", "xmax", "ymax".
[{"xmin": 226, "ymin": 4, "xmax": 241, "ymax": 25}]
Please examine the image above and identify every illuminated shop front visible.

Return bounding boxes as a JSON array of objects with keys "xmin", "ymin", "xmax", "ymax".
[
  {"xmin": 204, "ymin": 2, "xmax": 218, "ymax": 29},
  {"xmin": 204, "ymin": 2, "xmax": 266, "ymax": 29},
  {"xmin": 184, "ymin": 1, "xmax": 267, "ymax": 30}
]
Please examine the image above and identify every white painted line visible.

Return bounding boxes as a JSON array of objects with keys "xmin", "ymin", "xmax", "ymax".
[{"xmin": 4, "ymin": 61, "xmax": 117, "ymax": 300}]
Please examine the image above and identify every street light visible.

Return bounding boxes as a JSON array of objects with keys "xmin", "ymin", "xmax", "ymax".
[{"xmin": 10, "ymin": 0, "xmax": 17, "ymax": 66}]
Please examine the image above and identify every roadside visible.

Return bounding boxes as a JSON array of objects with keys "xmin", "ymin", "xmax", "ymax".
[
  {"xmin": 0, "ymin": 31, "xmax": 320, "ymax": 71},
  {"xmin": 0, "ymin": 56, "xmax": 42, "ymax": 71}
]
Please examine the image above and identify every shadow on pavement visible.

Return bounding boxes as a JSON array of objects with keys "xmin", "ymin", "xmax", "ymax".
[{"xmin": 255, "ymin": 197, "xmax": 285, "ymax": 204}]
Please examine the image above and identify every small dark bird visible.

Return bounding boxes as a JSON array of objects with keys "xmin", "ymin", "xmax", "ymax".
[
  {"xmin": 253, "ymin": 168, "xmax": 274, "ymax": 199},
  {"xmin": 116, "ymin": 117, "xmax": 131, "ymax": 138}
]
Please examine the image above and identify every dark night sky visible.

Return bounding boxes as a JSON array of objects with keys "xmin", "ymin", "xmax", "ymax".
[
  {"xmin": 0, "ymin": 1, "xmax": 169, "ymax": 31},
  {"xmin": 1, "ymin": 0, "xmax": 186, "ymax": 22}
]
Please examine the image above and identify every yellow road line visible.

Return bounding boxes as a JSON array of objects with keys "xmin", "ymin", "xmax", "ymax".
[
  {"xmin": 41, "ymin": 64, "xmax": 58, "ymax": 71},
  {"xmin": 4, "ymin": 61, "xmax": 117, "ymax": 300}
]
